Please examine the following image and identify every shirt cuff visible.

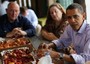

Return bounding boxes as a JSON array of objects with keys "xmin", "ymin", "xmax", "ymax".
[
  {"xmin": 52, "ymin": 39, "xmax": 65, "ymax": 50},
  {"xmin": 70, "ymin": 54, "xmax": 85, "ymax": 64}
]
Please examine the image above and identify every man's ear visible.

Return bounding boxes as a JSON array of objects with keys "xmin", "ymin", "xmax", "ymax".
[
  {"xmin": 6, "ymin": 9, "xmax": 8, "ymax": 13},
  {"xmin": 83, "ymin": 12, "xmax": 86, "ymax": 19}
]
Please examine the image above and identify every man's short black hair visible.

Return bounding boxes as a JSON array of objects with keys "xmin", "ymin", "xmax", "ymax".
[{"xmin": 66, "ymin": 3, "xmax": 84, "ymax": 13}]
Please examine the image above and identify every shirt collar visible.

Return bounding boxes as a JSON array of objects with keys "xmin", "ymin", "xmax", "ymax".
[{"xmin": 77, "ymin": 20, "xmax": 87, "ymax": 34}]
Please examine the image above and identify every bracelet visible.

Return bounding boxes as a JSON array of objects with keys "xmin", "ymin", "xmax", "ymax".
[{"xmin": 59, "ymin": 53, "xmax": 63, "ymax": 59}]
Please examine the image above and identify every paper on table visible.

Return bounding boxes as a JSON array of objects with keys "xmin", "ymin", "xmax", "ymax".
[{"xmin": 0, "ymin": 37, "xmax": 5, "ymax": 41}]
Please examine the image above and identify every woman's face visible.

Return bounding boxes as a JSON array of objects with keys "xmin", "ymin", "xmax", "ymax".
[{"xmin": 50, "ymin": 6, "xmax": 62, "ymax": 22}]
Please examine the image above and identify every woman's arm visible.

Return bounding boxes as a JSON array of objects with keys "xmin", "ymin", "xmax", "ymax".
[{"xmin": 41, "ymin": 29, "xmax": 58, "ymax": 41}]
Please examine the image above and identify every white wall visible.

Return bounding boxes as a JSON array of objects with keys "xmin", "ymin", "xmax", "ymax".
[
  {"xmin": 85, "ymin": 0, "xmax": 90, "ymax": 23},
  {"xmin": 17, "ymin": 0, "xmax": 31, "ymax": 7}
]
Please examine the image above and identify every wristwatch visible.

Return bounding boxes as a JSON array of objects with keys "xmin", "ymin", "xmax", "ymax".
[{"xmin": 59, "ymin": 53, "xmax": 63, "ymax": 59}]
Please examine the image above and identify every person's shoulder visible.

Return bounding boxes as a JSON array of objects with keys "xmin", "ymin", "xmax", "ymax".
[
  {"xmin": 86, "ymin": 23, "xmax": 90, "ymax": 31},
  {"xmin": 84, "ymin": 20, "xmax": 90, "ymax": 29},
  {"xmin": 85, "ymin": 24, "xmax": 90, "ymax": 38},
  {"xmin": 18, "ymin": 14, "xmax": 27, "ymax": 19},
  {"xmin": 0, "ymin": 14, "xmax": 7, "ymax": 24},
  {"xmin": 27, "ymin": 9, "xmax": 35, "ymax": 13},
  {"xmin": 64, "ymin": 25, "xmax": 72, "ymax": 31},
  {"xmin": 0, "ymin": 14, "xmax": 7, "ymax": 19},
  {"xmin": 67, "ymin": 25, "xmax": 71, "ymax": 28},
  {"xmin": 18, "ymin": 14, "xmax": 30, "ymax": 22}
]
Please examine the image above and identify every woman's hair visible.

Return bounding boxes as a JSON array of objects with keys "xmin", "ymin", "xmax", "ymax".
[{"xmin": 46, "ymin": 3, "xmax": 66, "ymax": 24}]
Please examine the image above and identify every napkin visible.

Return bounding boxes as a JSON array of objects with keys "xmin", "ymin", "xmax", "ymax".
[{"xmin": 37, "ymin": 54, "xmax": 53, "ymax": 64}]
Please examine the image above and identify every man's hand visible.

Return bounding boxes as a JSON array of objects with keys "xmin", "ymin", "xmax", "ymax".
[
  {"xmin": 38, "ymin": 43, "xmax": 56, "ymax": 50},
  {"xmin": 6, "ymin": 27, "xmax": 27, "ymax": 38}
]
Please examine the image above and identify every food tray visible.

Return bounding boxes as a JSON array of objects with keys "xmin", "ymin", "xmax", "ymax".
[
  {"xmin": 0, "ymin": 46, "xmax": 35, "ymax": 64},
  {"xmin": 0, "ymin": 37, "xmax": 31, "ymax": 51}
]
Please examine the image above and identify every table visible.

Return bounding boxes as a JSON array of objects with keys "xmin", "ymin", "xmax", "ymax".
[
  {"xmin": 30, "ymin": 36, "xmax": 50, "ymax": 49},
  {"xmin": 0, "ymin": 36, "xmax": 87, "ymax": 64}
]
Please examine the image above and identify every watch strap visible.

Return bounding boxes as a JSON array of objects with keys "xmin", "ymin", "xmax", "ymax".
[{"xmin": 59, "ymin": 53, "xmax": 63, "ymax": 59}]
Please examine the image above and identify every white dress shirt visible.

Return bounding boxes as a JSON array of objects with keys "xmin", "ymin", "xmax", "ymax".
[{"xmin": 25, "ymin": 9, "xmax": 38, "ymax": 29}]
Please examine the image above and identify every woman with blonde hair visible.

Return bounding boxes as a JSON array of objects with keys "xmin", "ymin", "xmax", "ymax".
[{"xmin": 41, "ymin": 3, "xmax": 68, "ymax": 41}]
